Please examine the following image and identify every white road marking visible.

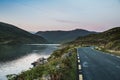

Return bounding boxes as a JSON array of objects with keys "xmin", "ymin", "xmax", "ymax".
[
  {"xmin": 117, "ymin": 56, "xmax": 120, "ymax": 58},
  {"xmin": 111, "ymin": 54, "xmax": 114, "ymax": 56},
  {"xmin": 91, "ymin": 47, "xmax": 94, "ymax": 50},
  {"xmin": 85, "ymin": 56, "xmax": 88, "ymax": 59},
  {"xmin": 83, "ymin": 61, "xmax": 88, "ymax": 67},
  {"xmin": 78, "ymin": 60, "xmax": 80, "ymax": 63},
  {"xmin": 79, "ymin": 74, "xmax": 83, "ymax": 80},
  {"xmin": 78, "ymin": 57, "xmax": 79, "ymax": 59},
  {"xmin": 106, "ymin": 59, "xmax": 116, "ymax": 65},
  {"xmin": 78, "ymin": 65, "xmax": 82, "ymax": 70}
]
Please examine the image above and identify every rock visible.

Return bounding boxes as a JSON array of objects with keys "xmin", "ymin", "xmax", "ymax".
[
  {"xmin": 31, "ymin": 57, "xmax": 47, "ymax": 67},
  {"xmin": 6, "ymin": 74, "xmax": 17, "ymax": 80},
  {"xmin": 42, "ymin": 74, "xmax": 51, "ymax": 80},
  {"xmin": 61, "ymin": 52, "xmax": 72, "ymax": 59},
  {"xmin": 56, "ymin": 64, "xmax": 60, "ymax": 69}
]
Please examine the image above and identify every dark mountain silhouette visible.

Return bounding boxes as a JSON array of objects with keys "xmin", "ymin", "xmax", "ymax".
[
  {"xmin": 36, "ymin": 29, "xmax": 97, "ymax": 43},
  {"xmin": 0, "ymin": 22, "xmax": 47, "ymax": 44}
]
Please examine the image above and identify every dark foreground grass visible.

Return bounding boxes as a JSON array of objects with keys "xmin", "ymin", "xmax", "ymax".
[{"xmin": 7, "ymin": 45, "xmax": 77, "ymax": 80}]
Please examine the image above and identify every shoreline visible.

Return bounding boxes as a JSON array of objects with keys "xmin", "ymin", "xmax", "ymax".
[{"xmin": 0, "ymin": 44, "xmax": 58, "ymax": 80}]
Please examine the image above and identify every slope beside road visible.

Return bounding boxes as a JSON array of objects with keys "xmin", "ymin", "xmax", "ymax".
[{"xmin": 77, "ymin": 47, "xmax": 120, "ymax": 80}]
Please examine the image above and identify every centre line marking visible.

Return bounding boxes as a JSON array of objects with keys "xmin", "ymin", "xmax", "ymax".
[
  {"xmin": 79, "ymin": 74, "xmax": 83, "ymax": 80},
  {"xmin": 78, "ymin": 65, "xmax": 81, "ymax": 70},
  {"xmin": 78, "ymin": 60, "xmax": 80, "ymax": 63}
]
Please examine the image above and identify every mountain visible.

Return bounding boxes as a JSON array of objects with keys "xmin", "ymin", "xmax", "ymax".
[
  {"xmin": 71, "ymin": 27, "xmax": 120, "ymax": 50},
  {"xmin": 0, "ymin": 22, "xmax": 47, "ymax": 44},
  {"xmin": 36, "ymin": 29, "xmax": 97, "ymax": 43}
]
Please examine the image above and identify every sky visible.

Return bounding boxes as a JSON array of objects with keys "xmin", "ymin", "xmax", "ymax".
[{"xmin": 0, "ymin": 0, "xmax": 120, "ymax": 32}]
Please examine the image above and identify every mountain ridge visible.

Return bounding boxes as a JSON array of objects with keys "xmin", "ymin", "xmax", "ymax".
[
  {"xmin": 0, "ymin": 22, "xmax": 47, "ymax": 44},
  {"xmin": 36, "ymin": 29, "xmax": 97, "ymax": 43}
]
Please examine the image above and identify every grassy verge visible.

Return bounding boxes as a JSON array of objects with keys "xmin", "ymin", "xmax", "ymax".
[
  {"xmin": 7, "ymin": 45, "xmax": 77, "ymax": 80},
  {"xmin": 95, "ymin": 46, "xmax": 120, "ymax": 56}
]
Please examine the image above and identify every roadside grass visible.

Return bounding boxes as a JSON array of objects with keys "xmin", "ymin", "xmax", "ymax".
[
  {"xmin": 7, "ymin": 45, "xmax": 77, "ymax": 80},
  {"xmin": 95, "ymin": 46, "xmax": 120, "ymax": 56}
]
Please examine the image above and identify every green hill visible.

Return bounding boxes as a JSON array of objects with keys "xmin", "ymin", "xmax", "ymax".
[
  {"xmin": 71, "ymin": 27, "xmax": 120, "ymax": 50},
  {"xmin": 36, "ymin": 29, "xmax": 97, "ymax": 43},
  {"xmin": 0, "ymin": 22, "xmax": 47, "ymax": 44}
]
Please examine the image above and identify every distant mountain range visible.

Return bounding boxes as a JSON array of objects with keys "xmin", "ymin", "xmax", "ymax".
[
  {"xmin": 71, "ymin": 27, "xmax": 120, "ymax": 50},
  {"xmin": 36, "ymin": 29, "xmax": 97, "ymax": 43},
  {"xmin": 0, "ymin": 22, "xmax": 47, "ymax": 45}
]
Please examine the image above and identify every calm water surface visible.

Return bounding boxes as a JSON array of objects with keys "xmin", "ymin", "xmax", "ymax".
[{"xmin": 0, "ymin": 44, "xmax": 59, "ymax": 80}]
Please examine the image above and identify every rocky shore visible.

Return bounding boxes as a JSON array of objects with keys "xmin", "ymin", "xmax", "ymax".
[{"xmin": 31, "ymin": 57, "xmax": 47, "ymax": 67}]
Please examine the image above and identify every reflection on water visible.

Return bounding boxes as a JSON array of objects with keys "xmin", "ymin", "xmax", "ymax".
[
  {"xmin": 0, "ymin": 44, "xmax": 59, "ymax": 80},
  {"xmin": 0, "ymin": 44, "xmax": 47, "ymax": 62}
]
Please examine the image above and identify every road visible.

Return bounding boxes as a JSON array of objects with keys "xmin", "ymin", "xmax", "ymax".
[{"xmin": 77, "ymin": 47, "xmax": 120, "ymax": 80}]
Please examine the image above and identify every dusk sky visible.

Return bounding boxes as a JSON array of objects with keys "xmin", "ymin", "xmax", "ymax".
[{"xmin": 0, "ymin": 0, "xmax": 120, "ymax": 32}]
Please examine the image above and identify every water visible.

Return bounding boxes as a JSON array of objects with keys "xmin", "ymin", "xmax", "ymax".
[{"xmin": 0, "ymin": 44, "xmax": 59, "ymax": 80}]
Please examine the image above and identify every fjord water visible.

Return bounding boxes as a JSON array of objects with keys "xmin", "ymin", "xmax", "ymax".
[{"xmin": 0, "ymin": 44, "xmax": 59, "ymax": 80}]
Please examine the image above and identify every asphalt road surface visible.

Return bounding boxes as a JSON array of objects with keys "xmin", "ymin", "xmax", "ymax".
[{"xmin": 78, "ymin": 47, "xmax": 120, "ymax": 80}]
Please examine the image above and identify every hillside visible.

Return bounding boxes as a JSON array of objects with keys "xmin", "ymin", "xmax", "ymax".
[
  {"xmin": 71, "ymin": 27, "xmax": 120, "ymax": 50},
  {"xmin": 36, "ymin": 29, "xmax": 97, "ymax": 43},
  {"xmin": 0, "ymin": 22, "xmax": 47, "ymax": 44}
]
